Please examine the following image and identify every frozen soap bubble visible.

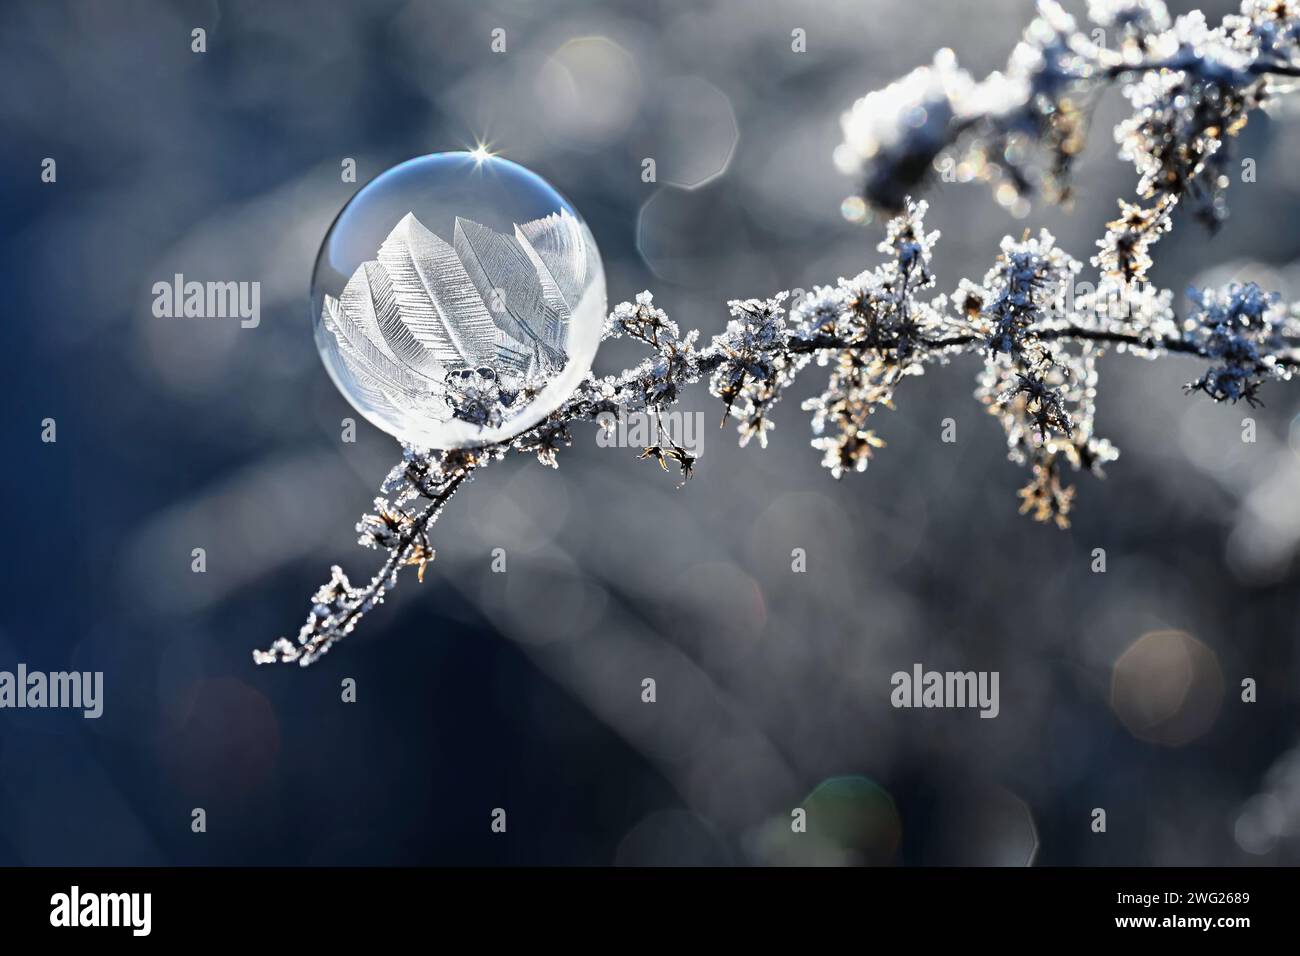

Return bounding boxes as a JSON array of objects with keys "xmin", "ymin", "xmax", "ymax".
[{"xmin": 311, "ymin": 152, "xmax": 607, "ymax": 449}]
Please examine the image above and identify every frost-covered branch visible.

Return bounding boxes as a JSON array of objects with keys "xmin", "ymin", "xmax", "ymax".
[
  {"xmin": 258, "ymin": 211, "xmax": 1299, "ymax": 665},
  {"xmin": 257, "ymin": 0, "xmax": 1300, "ymax": 665},
  {"xmin": 703, "ymin": 197, "xmax": 1299, "ymax": 526},
  {"xmin": 834, "ymin": 0, "xmax": 1300, "ymax": 227}
]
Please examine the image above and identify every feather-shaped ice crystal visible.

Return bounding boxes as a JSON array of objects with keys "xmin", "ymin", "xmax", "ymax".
[{"xmin": 319, "ymin": 208, "xmax": 605, "ymax": 448}]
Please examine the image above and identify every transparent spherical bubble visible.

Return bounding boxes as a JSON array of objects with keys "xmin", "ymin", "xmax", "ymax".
[{"xmin": 312, "ymin": 152, "xmax": 606, "ymax": 449}]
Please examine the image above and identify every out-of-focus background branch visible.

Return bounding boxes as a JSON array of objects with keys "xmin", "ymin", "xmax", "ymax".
[{"xmin": 1, "ymin": 0, "xmax": 1298, "ymax": 865}]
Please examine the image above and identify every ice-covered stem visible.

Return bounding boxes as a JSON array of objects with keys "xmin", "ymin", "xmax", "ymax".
[
  {"xmin": 253, "ymin": 450, "xmax": 481, "ymax": 666},
  {"xmin": 835, "ymin": 0, "xmax": 1300, "ymax": 228},
  {"xmin": 707, "ymin": 198, "xmax": 1299, "ymax": 527},
  {"xmin": 259, "ymin": 197, "xmax": 1300, "ymax": 666},
  {"xmin": 255, "ymin": 293, "xmax": 718, "ymax": 665}
]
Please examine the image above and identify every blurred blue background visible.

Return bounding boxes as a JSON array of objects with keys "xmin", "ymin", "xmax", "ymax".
[{"xmin": 2, "ymin": 0, "xmax": 1299, "ymax": 865}]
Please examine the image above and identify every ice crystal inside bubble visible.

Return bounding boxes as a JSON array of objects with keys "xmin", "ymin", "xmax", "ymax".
[{"xmin": 312, "ymin": 152, "xmax": 607, "ymax": 448}]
